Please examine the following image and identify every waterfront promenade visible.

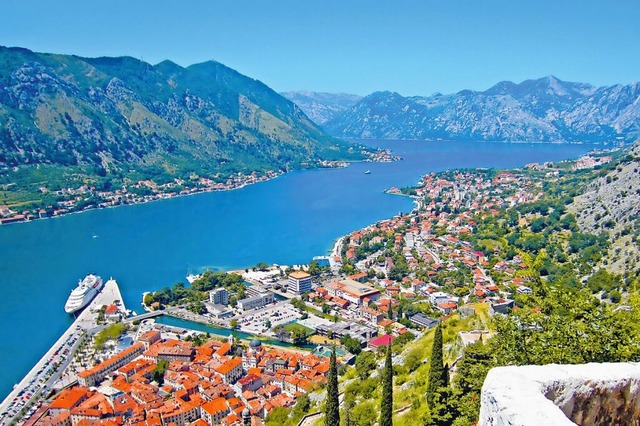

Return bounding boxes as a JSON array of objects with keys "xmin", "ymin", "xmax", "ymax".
[{"xmin": 0, "ymin": 278, "xmax": 126, "ymax": 424}]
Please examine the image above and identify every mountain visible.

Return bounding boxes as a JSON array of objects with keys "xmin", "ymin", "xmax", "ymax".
[
  {"xmin": 324, "ymin": 76, "xmax": 640, "ymax": 143},
  {"xmin": 280, "ymin": 91, "xmax": 361, "ymax": 125},
  {"xmin": 0, "ymin": 46, "xmax": 361, "ymax": 185}
]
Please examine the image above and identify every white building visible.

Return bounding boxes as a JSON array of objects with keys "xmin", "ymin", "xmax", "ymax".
[
  {"xmin": 288, "ymin": 271, "xmax": 312, "ymax": 294},
  {"xmin": 237, "ymin": 292, "xmax": 274, "ymax": 311},
  {"xmin": 210, "ymin": 287, "xmax": 229, "ymax": 305}
]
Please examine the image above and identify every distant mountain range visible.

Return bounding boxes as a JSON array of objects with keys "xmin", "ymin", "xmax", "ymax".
[
  {"xmin": 0, "ymin": 46, "xmax": 360, "ymax": 182},
  {"xmin": 280, "ymin": 91, "xmax": 361, "ymax": 125},
  {"xmin": 292, "ymin": 77, "xmax": 640, "ymax": 143}
]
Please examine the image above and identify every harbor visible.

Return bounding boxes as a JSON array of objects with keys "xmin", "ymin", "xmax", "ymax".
[{"xmin": 0, "ymin": 278, "xmax": 126, "ymax": 424}]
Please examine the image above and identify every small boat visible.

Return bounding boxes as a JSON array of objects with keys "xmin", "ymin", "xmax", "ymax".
[
  {"xmin": 364, "ymin": 170, "xmax": 371, "ymax": 174},
  {"xmin": 186, "ymin": 273, "xmax": 202, "ymax": 284}
]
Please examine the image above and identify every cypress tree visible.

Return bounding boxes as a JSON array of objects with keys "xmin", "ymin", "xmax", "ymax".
[
  {"xmin": 343, "ymin": 398, "xmax": 352, "ymax": 426},
  {"xmin": 380, "ymin": 343, "xmax": 393, "ymax": 426},
  {"xmin": 426, "ymin": 323, "xmax": 445, "ymax": 407},
  {"xmin": 325, "ymin": 346, "xmax": 340, "ymax": 426}
]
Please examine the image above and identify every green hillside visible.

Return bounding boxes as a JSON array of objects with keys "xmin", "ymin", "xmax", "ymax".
[{"xmin": 0, "ymin": 46, "xmax": 363, "ymax": 212}]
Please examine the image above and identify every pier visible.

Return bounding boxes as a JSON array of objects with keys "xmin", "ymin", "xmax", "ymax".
[{"xmin": 0, "ymin": 278, "xmax": 126, "ymax": 424}]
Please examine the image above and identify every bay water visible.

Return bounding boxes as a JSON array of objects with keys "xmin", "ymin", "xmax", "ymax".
[{"xmin": 0, "ymin": 140, "xmax": 596, "ymax": 398}]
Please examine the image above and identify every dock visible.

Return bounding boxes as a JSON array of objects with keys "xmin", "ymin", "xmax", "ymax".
[{"xmin": 0, "ymin": 278, "xmax": 126, "ymax": 424}]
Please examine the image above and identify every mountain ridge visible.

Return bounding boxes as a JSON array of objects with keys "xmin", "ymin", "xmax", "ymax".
[
  {"xmin": 280, "ymin": 91, "xmax": 362, "ymax": 125},
  {"xmin": 0, "ymin": 46, "xmax": 360, "ymax": 182},
  {"xmin": 321, "ymin": 76, "xmax": 640, "ymax": 143}
]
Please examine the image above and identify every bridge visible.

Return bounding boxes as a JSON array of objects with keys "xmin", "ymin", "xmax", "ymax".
[{"xmin": 124, "ymin": 311, "xmax": 163, "ymax": 322}]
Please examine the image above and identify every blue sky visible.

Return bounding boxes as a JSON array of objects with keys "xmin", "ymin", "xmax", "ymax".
[{"xmin": 1, "ymin": 0, "xmax": 638, "ymax": 96}]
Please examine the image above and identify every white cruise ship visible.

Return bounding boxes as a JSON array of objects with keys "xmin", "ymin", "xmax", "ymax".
[{"xmin": 64, "ymin": 274, "xmax": 103, "ymax": 314}]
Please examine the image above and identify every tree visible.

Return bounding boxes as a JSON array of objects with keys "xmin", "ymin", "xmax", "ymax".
[
  {"xmin": 151, "ymin": 359, "xmax": 169, "ymax": 385},
  {"xmin": 343, "ymin": 397, "xmax": 353, "ymax": 426},
  {"xmin": 325, "ymin": 346, "xmax": 340, "ymax": 426},
  {"xmin": 255, "ymin": 262, "xmax": 269, "ymax": 271},
  {"xmin": 291, "ymin": 328, "xmax": 308, "ymax": 345},
  {"xmin": 292, "ymin": 393, "xmax": 311, "ymax": 420},
  {"xmin": 340, "ymin": 335, "xmax": 362, "ymax": 355},
  {"xmin": 450, "ymin": 341, "xmax": 495, "ymax": 422},
  {"xmin": 427, "ymin": 323, "xmax": 447, "ymax": 407},
  {"xmin": 308, "ymin": 260, "xmax": 322, "ymax": 276},
  {"xmin": 265, "ymin": 407, "xmax": 290, "ymax": 426},
  {"xmin": 380, "ymin": 344, "xmax": 393, "ymax": 426},
  {"xmin": 351, "ymin": 401, "xmax": 377, "ymax": 426},
  {"xmin": 143, "ymin": 292, "xmax": 154, "ymax": 306},
  {"xmin": 355, "ymin": 351, "xmax": 376, "ymax": 380}
]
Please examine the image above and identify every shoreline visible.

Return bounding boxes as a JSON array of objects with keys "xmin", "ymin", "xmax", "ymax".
[
  {"xmin": 0, "ymin": 279, "xmax": 126, "ymax": 424},
  {"xmin": 0, "ymin": 170, "xmax": 287, "ymax": 227},
  {"xmin": 0, "ymin": 148, "xmax": 403, "ymax": 227}
]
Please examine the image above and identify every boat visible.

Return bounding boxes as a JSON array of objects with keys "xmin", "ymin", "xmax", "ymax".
[
  {"xmin": 186, "ymin": 273, "xmax": 202, "ymax": 284},
  {"xmin": 364, "ymin": 170, "xmax": 371, "ymax": 174},
  {"xmin": 64, "ymin": 274, "xmax": 103, "ymax": 314}
]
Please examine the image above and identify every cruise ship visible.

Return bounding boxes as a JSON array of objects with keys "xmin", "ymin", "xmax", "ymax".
[{"xmin": 64, "ymin": 274, "xmax": 103, "ymax": 314}]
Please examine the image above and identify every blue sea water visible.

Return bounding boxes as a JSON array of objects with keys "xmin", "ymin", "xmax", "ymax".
[{"xmin": 0, "ymin": 140, "xmax": 596, "ymax": 398}]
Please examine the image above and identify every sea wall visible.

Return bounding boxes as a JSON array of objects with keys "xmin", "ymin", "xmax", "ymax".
[{"xmin": 479, "ymin": 362, "xmax": 640, "ymax": 425}]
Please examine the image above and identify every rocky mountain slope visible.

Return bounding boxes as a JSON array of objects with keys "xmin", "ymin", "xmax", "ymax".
[
  {"xmin": 569, "ymin": 140, "xmax": 640, "ymax": 274},
  {"xmin": 324, "ymin": 76, "xmax": 640, "ymax": 143},
  {"xmin": 280, "ymin": 91, "xmax": 361, "ymax": 125},
  {"xmin": 0, "ymin": 46, "xmax": 359, "ymax": 182}
]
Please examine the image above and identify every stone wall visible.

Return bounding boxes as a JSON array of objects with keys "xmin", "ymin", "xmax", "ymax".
[{"xmin": 479, "ymin": 362, "xmax": 640, "ymax": 425}]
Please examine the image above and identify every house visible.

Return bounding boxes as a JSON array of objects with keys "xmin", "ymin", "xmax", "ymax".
[
  {"xmin": 368, "ymin": 334, "xmax": 395, "ymax": 350},
  {"xmin": 409, "ymin": 313, "xmax": 438, "ymax": 329},
  {"xmin": 201, "ymin": 397, "xmax": 229, "ymax": 425},
  {"xmin": 360, "ymin": 306, "xmax": 385, "ymax": 325},
  {"xmin": 216, "ymin": 357, "xmax": 244, "ymax": 384},
  {"xmin": 437, "ymin": 301, "xmax": 458, "ymax": 315},
  {"xmin": 490, "ymin": 299, "xmax": 515, "ymax": 316},
  {"xmin": 429, "ymin": 291, "xmax": 452, "ymax": 306},
  {"xmin": 516, "ymin": 286, "xmax": 533, "ymax": 295}
]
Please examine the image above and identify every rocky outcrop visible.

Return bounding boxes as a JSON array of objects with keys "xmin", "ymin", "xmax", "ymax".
[
  {"xmin": 568, "ymin": 141, "xmax": 640, "ymax": 273},
  {"xmin": 480, "ymin": 363, "xmax": 640, "ymax": 425}
]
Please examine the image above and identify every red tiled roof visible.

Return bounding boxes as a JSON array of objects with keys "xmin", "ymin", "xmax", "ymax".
[{"xmin": 369, "ymin": 334, "xmax": 395, "ymax": 347}]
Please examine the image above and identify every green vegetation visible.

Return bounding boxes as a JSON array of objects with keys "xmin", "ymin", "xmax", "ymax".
[
  {"xmin": 0, "ymin": 46, "xmax": 367, "ymax": 214},
  {"xmin": 426, "ymin": 323, "xmax": 446, "ymax": 407},
  {"xmin": 145, "ymin": 271, "xmax": 245, "ymax": 308},
  {"xmin": 380, "ymin": 344, "xmax": 393, "ymax": 426},
  {"xmin": 273, "ymin": 322, "xmax": 314, "ymax": 345},
  {"xmin": 340, "ymin": 335, "xmax": 363, "ymax": 355},
  {"xmin": 151, "ymin": 359, "xmax": 169, "ymax": 386},
  {"xmin": 325, "ymin": 347, "xmax": 340, "ymax": 426},
  {"xmin": 93, "ymin": 323, "xmax": 128, "ymax": 349}
]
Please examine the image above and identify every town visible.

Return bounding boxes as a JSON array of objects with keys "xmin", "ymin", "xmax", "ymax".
[{"xmin": 10, "ymin": 160, "xmax": 563, "ymax": 426}]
